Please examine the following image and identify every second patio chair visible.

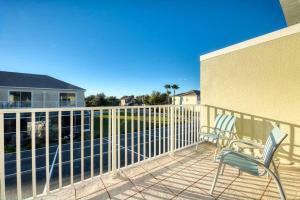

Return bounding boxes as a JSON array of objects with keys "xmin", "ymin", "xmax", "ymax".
[{"xmin": 196, "ymin": 114, "xmax": 236, "ymax": 157}]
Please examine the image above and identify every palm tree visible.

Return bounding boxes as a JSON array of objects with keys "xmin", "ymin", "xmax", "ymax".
[
  {"xmin": 164, "ymin": 84, "xmax": 171, "ymax": 104},
  {"xmin": 171, "ymin": 84, "xmax": 179, "ymax": 105}
]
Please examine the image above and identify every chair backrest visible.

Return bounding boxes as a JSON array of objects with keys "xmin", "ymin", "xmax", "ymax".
[
  {"xmin": 262, "ymin": 127, "xmax": 287, "ymax": 167},
  {"xmin": 214, "ymin": 114, "xmax": 236, "ymax": 136}
]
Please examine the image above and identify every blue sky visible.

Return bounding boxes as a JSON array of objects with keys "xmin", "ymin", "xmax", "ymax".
[{"xmin": 0, "ymin": 0, "xmax": 286, "ymax": 97}]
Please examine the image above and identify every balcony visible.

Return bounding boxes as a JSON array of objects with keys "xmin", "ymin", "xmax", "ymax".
[{"xmin": 0, "ymin": 105, "xmax": 299, "ymax": 200}]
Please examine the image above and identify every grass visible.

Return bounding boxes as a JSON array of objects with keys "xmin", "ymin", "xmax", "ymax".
[{"xmin": 93, "ymin": 114, "xmax": 167, "ymax": 138}]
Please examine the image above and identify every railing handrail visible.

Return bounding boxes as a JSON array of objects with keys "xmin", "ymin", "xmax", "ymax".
[{"xmin": 0, "ymin": 104, "xmax": 200, "ymax": 113}]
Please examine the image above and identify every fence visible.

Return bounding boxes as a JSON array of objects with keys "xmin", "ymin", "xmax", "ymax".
[{"xmin": 0, "ymin": 104, "xmax": 201, "ymax": 200}]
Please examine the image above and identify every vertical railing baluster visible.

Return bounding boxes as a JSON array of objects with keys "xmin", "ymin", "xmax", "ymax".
[
  {"xmin": 125, "ymin": 109, "xmax": 128, "ymax": 167},
  {"xmin": 0, "ymin": 112, "xmax": 5, "ymax": 200},
  {"xmin": 111, "ymin": 109, "xmax": 117, "ymax": 176},
  {"xmin": 170, "ymin": 106, "xmax": 174, "ymax": 154},
  {"xmin": 178, "ymin": 107, "xmax": 181, "ymax": 149},
  {"xmin": 154, "ymin": 107, "xmax": 156, "ymax": 157},
  {"xmin": 137, "ymin": 108, "xmax": 140, "ymax": 163},
  {"xmin": 70, "ymin": 111, "xmax": 74, "ymax": 185},
  {"xmin": 45, "ymin": 111, "xmax": 50, "ymax": 192},
  {"xmin": 100, "ymin": 110, "xmax": 103, "ymax": 175},
  {"xmin": 191, "ymin": 107, "xmax": 194, "ymax": 144},
  {"xmin": 91, "ymin": 110, "xmax": 94, "ymax": 178},
  {"xmin": 58, "ymin": 111, "xmax": 62, "ymax": 188},
  {"xmin": 163, "ymin": 107, "xmax": 165, "ymax": 153},
  {"xmin": 167, "ymin": 107, "xmax": 170, "ymax": 152},
  {"xmin": 16, "ymin": 112, "xmax": 22, "ymax": 200},
  {"xmin": 131, "ymin": 108, "xmax": 134, "ymax": 164},
  {"xmin": 196, "ymin": 106, "xmax": 199, "ymax": 143},
  {"xmin": 187, "ymin": 108, "xmax": 190, "ymax": 145},
  {"xmin": 158, "ymin": 107, "xmax": 161, "ymax": 155},
  {"xmin": 118, "ymin": 109, "xmax": 121, "ymax": 169},
  {"xmin": 32, "ymin": 112, "xmax": 37, "ymax": 197},
  {"xmin": 185, "ymin": 107, "xmax": 187, "ymax": 146},
  {"xmin": 143, "ymin": 108, "xmax": 146, "ymax": 159},
  {"xmin": 191, "ymin": 107, "xmax": 193, "ymax": 144},
  {"xmin": 181, "ymin": 107, "xmax": 184, "ymax": 147},
  {"xmin": 81, "ymin": 110, "xmax": 84, "ymax": 181},
  {"xmin": 148, "ymin": 108, "xmax": 151, "ymax": 158},
  {"xmin": 174, "ymin": 107, "xmax": 177, "ymax": 150},
  {"xmin": 193, "ymin": 106, "xmax": 197, "ymax": 144},
  {"xmin": 108, "ymin": 109, "xmax": 111, "ymax": 172}
]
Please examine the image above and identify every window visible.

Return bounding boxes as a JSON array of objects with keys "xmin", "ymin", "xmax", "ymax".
[
  {"xmin": 59, "ymin": 93, "xmax": 76, "ymax": 107},
  {"xmin": 9, "ymin": 91, "xmax": 31, "ymax": 108}
]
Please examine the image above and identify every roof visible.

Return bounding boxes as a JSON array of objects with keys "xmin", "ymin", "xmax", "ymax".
[
  {"xmin": 200, "ymin": 23, "xmax": 300, "ymax": 61},
  {"xmin": 175, "ymin": 90, "xmax": 200, "ymax": 97},
  {"xmin": 120, "ymin": 95, "xmax": 134, "ymax": 100},
  {"xmin": 0, "ymin": 71, "xmax": 85, "ymax": 90}
]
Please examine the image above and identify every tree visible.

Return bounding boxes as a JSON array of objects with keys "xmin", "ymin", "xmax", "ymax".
[
  {"xmin": 164, "ymin": 84, "xmax": 171, "ymax": 104},
  {"xmin": 106, "ymin": 96, "xmax": 120, "ymax": 106},
  {"xmin": 85, "ymin": 93, "xmax": 119, "ymax": 106},
  {"xmin": 171, "ymin": 84, "xmax": 179, "ymax": 105}
]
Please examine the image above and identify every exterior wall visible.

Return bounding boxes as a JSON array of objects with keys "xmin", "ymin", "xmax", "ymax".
[
  {"xmin": 174, "ymin": 95, "xmax": 199, "ymax": 105},
  {"xmin": 200, "ymin": 26, "xmax": 300, "ymax": 166},
  {"xmin": 76, "ymin": 90, "xmax": 85, "ymax": 107},
  {"xmin": 0, "ymin": 88, "xmax": 8, "ymax": 102},
  {"xmin": 0, "ymin": 87, "xmax": 85, "ymax": 108},
  {"xmin": 120, "ymin": 99, "xmax": 126, "ymax": 106}
]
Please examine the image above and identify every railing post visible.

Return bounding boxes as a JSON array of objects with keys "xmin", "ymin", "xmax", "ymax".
[
  {"xmin": 170, "ymin": 106, "xmax": 175, "ymax": 155},
  {"xmin": 0, "ymin": 112, "xmax": 6, "ymax": 200},
  {"xmin": 111, "ymin": 108, "xmax": 117, "ymax": 177}
]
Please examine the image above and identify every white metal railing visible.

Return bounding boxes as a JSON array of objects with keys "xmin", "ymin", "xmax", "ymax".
[{"xmin": 0, "ymin": 104, "xmax": 201, "ymax": 200}]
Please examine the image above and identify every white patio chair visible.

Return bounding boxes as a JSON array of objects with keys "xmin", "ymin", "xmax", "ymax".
[
  {"xmin": 210, "ymin": 126, "xmax": 287, "ymax": 200},
  {"xmin": 196, "ymin": 114, "xmax": 236, "ymax": 158}
]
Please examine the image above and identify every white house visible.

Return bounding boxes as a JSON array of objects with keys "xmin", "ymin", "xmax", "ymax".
[
  {"xmin": 173, "ymin": 90, "xmax": 200, "ymax": 105},
  {"xmin": 0, "ymin": 71, "xmax": 85, "ymax": 108}
]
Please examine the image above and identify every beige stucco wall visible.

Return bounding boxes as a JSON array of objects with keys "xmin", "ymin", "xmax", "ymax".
[{"xmin": 200, "ymin": 28, "xmax": 300, "ymax": 165}]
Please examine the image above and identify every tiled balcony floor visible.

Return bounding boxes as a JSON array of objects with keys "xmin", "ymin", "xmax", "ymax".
[{"xmin": 80, "ymin": 143, "xmax": 300, "ymax": 200}]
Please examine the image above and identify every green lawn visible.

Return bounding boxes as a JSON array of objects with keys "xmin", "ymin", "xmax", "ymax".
[{"xmin": 93, "ymin": 114, "xmax": 167, "ymax": 138}]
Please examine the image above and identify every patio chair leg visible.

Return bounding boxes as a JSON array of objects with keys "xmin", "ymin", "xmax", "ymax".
[
  {"xmin": 221, "ymin": 164, "xmax": 226, "ymax": 175},
  {"xmin": 196, "ymin": 134, "xmax": 201, "ymax": 150},
  {"xmin": 265, "ymin": 168, "xmax": 286, "ymax": 200},
  {"xmin": 210, "ymin": 159, "xmax": 223, "ymax": 194},
  {"xmin": 272, "ymin": 160, "xmax": 280, "ymax": 178}
]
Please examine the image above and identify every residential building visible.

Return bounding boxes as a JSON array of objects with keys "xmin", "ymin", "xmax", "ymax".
[
  {"xmin": 200, "ymin": 8, "xmax": 300, "ymax": 166},
  {"xmin": 0, "ymin": 71, "xmax": 85, "ymax": 108},
  {"xmin": 120, "ymin": 95, "xmax": 135, "ymax": 106},
  {"xmin": 173, "ymin": 90, "xmax": 200, "ymax": 105}
]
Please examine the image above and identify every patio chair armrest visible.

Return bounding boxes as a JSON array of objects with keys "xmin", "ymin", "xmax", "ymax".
[
  {"xmin": 229, "ymin": 140, "xmax": 264, "ymax": 149},
  {"xmin": 200, "ymin": 126, "xmax": 220, "ymax": 133},
  {"xmin": 218, "ymin": 130, "xmax": 236, "ymax": 137}
]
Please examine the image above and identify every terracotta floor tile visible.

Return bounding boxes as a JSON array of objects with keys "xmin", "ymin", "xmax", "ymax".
[{"xmin": 141, "ymin": 182, "xmax": 175, "ymax": 200}]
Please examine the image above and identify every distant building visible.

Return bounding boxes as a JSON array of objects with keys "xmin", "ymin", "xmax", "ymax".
[
  {"xmin": 120, "ymin": 95, "xmax": 135, "ymax": 106},
  {"xmin": 173, "ymin": 90, "xmax": 200, "ymax": 105},
  {"xmin": 0, "ymin": 71, "xmax": 85, "ymax": 108}
]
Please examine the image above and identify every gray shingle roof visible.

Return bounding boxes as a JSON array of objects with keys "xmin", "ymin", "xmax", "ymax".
[
  {"xmin": 0, "ymin": 71, "xmax": 85, "ymax": 90},
  {"xmin": 175, "ymin": 90, "xmax": 200, "ymax": 97}
]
